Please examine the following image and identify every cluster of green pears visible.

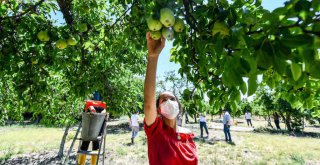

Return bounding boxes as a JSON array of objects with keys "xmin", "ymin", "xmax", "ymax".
[
  {"xmin": 37, "ymin": 23, "xmax": 88, "ymax": 50},
  {"xmin": 147, "ymin": 8, "xmax": 185, "ymax": 41}
]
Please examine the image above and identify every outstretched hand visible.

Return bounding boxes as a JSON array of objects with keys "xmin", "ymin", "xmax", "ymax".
[{"xmin": 146, "ymin": 32, "xmax": 165, "ymax": 58}]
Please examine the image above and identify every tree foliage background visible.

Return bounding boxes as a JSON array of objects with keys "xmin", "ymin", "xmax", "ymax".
[{"xmin": 0, "ymin": 0, "xmax": 319, "ymax": 126}]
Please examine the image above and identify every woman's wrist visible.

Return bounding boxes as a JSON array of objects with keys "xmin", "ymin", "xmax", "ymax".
[{"xmin": 147, "ymin": 54, "xmax": 159, "ymax": 60}]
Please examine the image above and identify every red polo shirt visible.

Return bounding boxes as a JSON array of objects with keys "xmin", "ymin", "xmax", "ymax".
[{"xmin": 144, "ymin": 117, "xmax": 198, "ymax": 165}]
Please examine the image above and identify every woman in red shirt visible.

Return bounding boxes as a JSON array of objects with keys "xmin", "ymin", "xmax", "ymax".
[{"xmin": 143, "ymin": 32, "xmax": 198, "ymax": 165}]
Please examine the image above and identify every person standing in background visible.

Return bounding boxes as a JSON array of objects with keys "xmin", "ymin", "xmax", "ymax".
[
  {"xmin": 223, "ymin": 109, "xmax": 232, "ymax": 142},
  {"xmin": 244, "ymin": 111, "xmax": 253, "ymax": 127},
  {"xmin": 199, "ymin": 113, "xmax": 209, "ymax": 138},
  {"xmin": 130, "ymin": 111, "xmax": 140, "ymax": 144}
]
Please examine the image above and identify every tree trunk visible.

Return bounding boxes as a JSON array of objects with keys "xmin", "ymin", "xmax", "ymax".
[
  {"xmin": 302, "ymin": 117, "xmax": 305, "ymax": 131},
  {"xmin": 181, "ymin": 107, "xmax": 186, "ymax": 127},
  {"xmin": 194, "ymin": 114, "xmax": 197, "ymax": 123},
  {"xmin": 279, "ymin": 112, "xmax": 292, "ymax": 131},
  {"xmin": 58, "ymin": 125, "xmax": 70, "ymax": 158},
  {"xmin": 267, "ymin": 115, "xmax": 273, "ymax": 128},
  {"xmin": 285, "ymin": 113, "xmax": 292, "ymax": 131}
]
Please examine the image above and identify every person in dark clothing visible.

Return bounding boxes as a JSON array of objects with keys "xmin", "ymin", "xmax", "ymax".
[
  {"xmin": 273, "ymin": 112, "xmax": 281, "ymax": 130},
  {"xmin": 93, "ymin": 91, "xmax": 103, "ymax": 101}
]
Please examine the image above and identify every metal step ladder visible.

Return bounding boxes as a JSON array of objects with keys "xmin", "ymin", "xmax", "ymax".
[{"xmin": 64, "ymin": 113, "xmax": 108, "ymax": 165}]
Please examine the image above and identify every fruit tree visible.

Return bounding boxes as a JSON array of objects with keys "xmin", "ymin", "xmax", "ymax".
[{"xmin": 0, "ymin": 0, "xmax": 320, "ymax": 125}]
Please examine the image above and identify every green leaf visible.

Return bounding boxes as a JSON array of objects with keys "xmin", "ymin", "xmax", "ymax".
[
  {"xmin": 230, "ymin": 101, "xmax": 237, "ymax": 112},
  {"xmin": 308, "ymin": 61, "xmax": 320, "ymax": 78},
  {"xmin": 215, "ymin": 38, "xmax": 223, "ymax": 55},
  {"xmin": 233, "ymin": 0, "xmax": 244, "ymax": 8},
  {"xmin": 240, "ymin": 82, "xmax": 247, "ymax": 95},
  {"xmin": 273, "ymin": 56, "xmax": 287, "ymax": 75},
  {"xmin": 280, "ymin": 34, "xmax": 314, "ymax": 48},
  {"xmin": 291, "ymin": 62, "xmax": 302, "ymax": 81},
  {"xmin": 267, "ymin": 77, "xmax": 276, "ymax": 89},
  {"xmin": 274, "ymin": 42, "xmax": 292, "ymax": 60},
  {"xmin": 238, "ymin": 58, "xmax": 251, "ymax": 75},
  {"xmin": 255, "ymin": 0, "xmax": 262, "ymax": 6},
  {"xmin": 256, "ymin": 49, "xmax": 273, "ymax": 70},
  {"xmin": 248, "ymin": 74, "xmax": 257, "ymax": 96},
  {"xmin": 312, "ymin": 0, "xmax": 320, "ymax": 11},
  {"xmin": 312, "ymin": 22, "xmax": 320, "ymax": 32}
]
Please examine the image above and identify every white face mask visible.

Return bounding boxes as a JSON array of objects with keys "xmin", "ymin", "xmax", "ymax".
[{"xmin": 160, "ymin": 100, "xmax": 179, "ymax": 119}]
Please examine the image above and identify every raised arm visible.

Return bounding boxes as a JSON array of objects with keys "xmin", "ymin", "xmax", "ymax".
[{"xmin": 144, "ymin": 32, "xmax": 165, "ymax": 126}]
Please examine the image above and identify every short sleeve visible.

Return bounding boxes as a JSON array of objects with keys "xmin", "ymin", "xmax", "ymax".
[{"xmin": 144, "ymin": 117, "xmax": 163, "ymax": 139}]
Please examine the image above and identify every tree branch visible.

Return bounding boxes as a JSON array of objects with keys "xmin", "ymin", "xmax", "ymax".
[
  {"xmin": 57, "ymin": 0, "xmax": 73, "ymax": 26},
  {"xmin": 107, "ymin": 1, "xmax": 137, "ymax": 31},
  {"xmin": 0, "ymin": 0, "xmax": 45, "ymax": 20},
  {"xmin": 182, "ymin": 0, "xmax": 198, "ymax": 32},
  {"xmin": 302, "ymin": 29, "xmax": 320, "ymax": 36}
]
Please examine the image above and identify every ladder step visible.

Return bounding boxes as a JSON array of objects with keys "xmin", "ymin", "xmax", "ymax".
[
  {"xmin": 77, "ymin": 150, "xmax": 103, "ymax": 155},
  {"xmin": 76, "ymin": 136, "xmax": 103, "ymax": 141}
]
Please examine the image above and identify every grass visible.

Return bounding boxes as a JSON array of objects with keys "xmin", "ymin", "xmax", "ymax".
[
  {"xmin": 1, "ymin": 118, "xmax": 320, "ymax": 165},
  {"xmin": 0, "ymin": 125, "xmax": 65, "ymax": 162}
]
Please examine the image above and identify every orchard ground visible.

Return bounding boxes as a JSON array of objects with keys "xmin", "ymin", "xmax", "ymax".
[{"xmin": 1, "ymin": 116, "xmax": 320, "ymax": 165}]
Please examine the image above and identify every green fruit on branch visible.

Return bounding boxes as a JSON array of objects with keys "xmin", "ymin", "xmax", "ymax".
[
  {"xmin": 173, "ymin": 18, "xmax": 185, "ymax": 32},
  {"xmin": 162, "ymin": 28, "xmax": 174, "ymax": 40},
  {"xmin": 150, "ymin": 31, "xmax": 162, "ymax": 40},
  {"xmin": 78, "ymin": 23, "xmax": 88, "ymax": 33},
  {"xmin": 82, "ymin": 6, "xmax": 90, "ymax": 13},
  {"xmin": 37, "ymin": 30, "xmax": 50, "ymax": 41},
  {"xmin": 56, "ymin": 39, "xmax": 68, "ymax": 49},
  {"xmin": 31, "ymin": 58, "xmax": 38, "ymax": 65},
  {"xmin": 291, "ymin": 62, "xmax": 302, "ymax": 81},
  {"xmin": 160, "ymin": 8, "xmax": 175, "ymax": 27},
  {"xmin": 146, "ymin": 16, "xmax": 162, "ymax": 31},
  {"xmin": 67, "ymin": 36, "xmax": 77, "ymax": 46},
  {"xmin": 212, "ymin": 22, "xmax": 229, "ymax": 37}
]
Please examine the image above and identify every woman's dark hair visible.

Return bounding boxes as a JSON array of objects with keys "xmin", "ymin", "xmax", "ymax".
[
  {"xmin": 156, "ymin": 92, "xmax": 183, "ymax": 125},
  {"xmin": 156, "ymin": 92, "xmax": 182, "ymax": 112}
]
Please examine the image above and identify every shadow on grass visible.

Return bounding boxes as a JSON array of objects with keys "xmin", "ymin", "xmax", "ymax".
[
  {"xmin": 2, "ymin": 153, "xmax": 69, "ymax": 165},
  {"xmin": 253, "ymin": 127, "xmax": 320, "ymax": 138},
  {"xmin": 106, "ymin": 122, "xmax": 146, "ymax": 135},
  {"xmin": 106, "ymin": 122, "xmax": 131, "ymax": 134},
  {"xmin": 124, "ymin": 137, "xmax": 147, "ymax": 146},
  {"xmin": 125, "ymin": 142, "xmax": 133, "ymax": 146},
  {"xmin": 193, "ymin": 137, "xmax": 237, "ymax": 146}
]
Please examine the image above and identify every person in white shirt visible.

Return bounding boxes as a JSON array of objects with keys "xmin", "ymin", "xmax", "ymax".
[
  {"xmin": 199, "ymin": 113, "xmax": 209, "ymax": 138},
  {"xmin": 130, "ymin": 111, "xmax": 140, "ymax": 144},
  {"xmin": 222, "ymin": 109, "xmax": 232, "ymax": 142},
  {"xmin": 244, "ymin": 111, "xmax": 253, "ymax": 127}
]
